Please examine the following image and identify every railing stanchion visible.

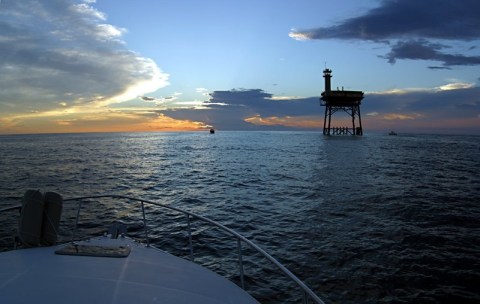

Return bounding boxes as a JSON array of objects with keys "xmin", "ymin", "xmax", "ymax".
[
  {"xmin": 60, "ymin": 195, "xmax": 324, "ymax": 303},
  {"xmin": 72, "ymin": 200, "xmax": 82, "ymax": 242},
  {"xmin": 237, "ymin": 238, "xmax": 245, "ymax": 290},
  {"xmin": 303, "ymin": 290, "xmax": 308, "ymax": 304},
  {"xmin": 141, "ymin": 200, "xmax": 149, "ymax": 247},
  {"xmin": 187, "ymin": 214, "xmax": 194, "ymax": 261}
]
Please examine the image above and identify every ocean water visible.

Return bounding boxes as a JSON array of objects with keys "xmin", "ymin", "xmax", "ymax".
[{"xmin": 0, "ymin": 131, "xmax": 479, "ymax": 303}]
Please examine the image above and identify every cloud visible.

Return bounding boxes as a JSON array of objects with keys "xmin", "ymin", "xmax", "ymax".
[
  {"xmin": 268, "ymin": 95, "xmax": 306, "ymax": 101},
  {"xmin": 368, "ymin": 82, "xmax": 475, "ymax": 95},
  {"xmin": 140, "ymin": 96, "xmax": 157, "ymax": 101},
  {"xmin": 0, "ymin": 0, "xmax": 169, "ymax": 116},
  {"xmin": 244, "ymin": 115, "xmax": 322, "ymax": 128},
  {"xmin": 437, "ymin": 82, "xmax": 475, "ymax": 91},
  {"xmin": 364, "ymin": 85, "xmax": 480, "ymax": 121},
  {"xmin": 361, "ymin": 84, "xmax": 480, "ymax": 134},
  {"xmin": 161, "ymin": 89, "xmax": 322, "ymax": 130},
  {"xmin": 288, "ymin": 30, "xmax": 311, "ymax": 41},
  {"xmin": 0, "ymin": 104, "xmax": 209, "ymax": 134},
  {"xmin": 208, "ymin": 89, "xmax": 320, "ymax": 116},
  {"xmin": 289, "ymin": 0, "xmax": 480, "ymax": 67},
  {"xmin": 196, "ymin": 88, "xmax": 210, "ymax": 97},
  {"xmin": 428, "ymin": 66, "xmax": 452, "ymax": 70},
  {"xmin": 290, "ymin": 0, "xmax": 480, "ymax": 41},
  {"xmin": 139, "ymin": 95, "xmax": 178, "ymax": 105},
  {"xmin": 383, "ymin": 40, "xmax": 480, "ymax": 66},
  {"xmin": 156, "ymin": 85, "xmax": 480, "ymax": 133},
  {"xmin": 383, "ymin": 113, "xmax": 424, "ymax": 120}
]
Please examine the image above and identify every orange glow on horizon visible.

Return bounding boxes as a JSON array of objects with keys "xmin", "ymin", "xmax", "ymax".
[
  {"xmin": 0, "ymin": 110, "xmax": 209, "ymax": 134},
  {"xmin": 244, "ymin": 115, "xmax": 323, "ymax": 128}
]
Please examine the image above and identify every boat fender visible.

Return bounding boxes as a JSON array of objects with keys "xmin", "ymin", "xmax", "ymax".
[
  {"xmin": 42, "ymin": 192, "xmax": 63, "ymax": 246},
  {"xmin": 18, "ymin": 190, "xmax": 44, "ymax": 246}
]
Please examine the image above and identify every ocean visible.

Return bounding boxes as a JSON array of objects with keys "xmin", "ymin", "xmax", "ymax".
[{"xmin": 0, "ymin": 131, "xmax": 479, "ymax": 303}]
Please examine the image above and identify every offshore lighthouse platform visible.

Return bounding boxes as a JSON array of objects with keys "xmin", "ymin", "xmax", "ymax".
[{"xmin": 320, "ymin": 68, "xmax": 364, "ymax": 136}]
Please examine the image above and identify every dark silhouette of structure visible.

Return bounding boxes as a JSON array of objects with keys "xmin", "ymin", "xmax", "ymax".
[{"xmin": 320, "ymin": 69, "xmax": 364, "ymax": 135}]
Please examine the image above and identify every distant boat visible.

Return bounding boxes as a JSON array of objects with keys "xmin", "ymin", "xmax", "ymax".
[
  {"xmin": 210, "ymin": 128, "xmax": 215, "ymax": 134},
  {"xmin": 389, "ymin": 131, "xmax": 397, "ymax": 136}
]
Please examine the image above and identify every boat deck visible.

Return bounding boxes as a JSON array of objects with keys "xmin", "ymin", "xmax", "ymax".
[{"xmin": 0, "ymin": 236, "xmax": 258, "ymax": 304}]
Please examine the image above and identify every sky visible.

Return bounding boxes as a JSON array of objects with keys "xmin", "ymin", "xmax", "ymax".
[{"xmin": 0, "ymin": 0, "xmax": 479, "ymax": 135}]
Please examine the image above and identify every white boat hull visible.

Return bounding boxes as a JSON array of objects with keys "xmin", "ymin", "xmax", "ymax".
[{"xmin": 0, "ymin": 236, "xmax": 258, "ymax": 304}]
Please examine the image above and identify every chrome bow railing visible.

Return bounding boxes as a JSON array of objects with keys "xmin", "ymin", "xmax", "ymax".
[{"xmin": 4, "ymin": 194, "xmax": 325, "ymax": 304}]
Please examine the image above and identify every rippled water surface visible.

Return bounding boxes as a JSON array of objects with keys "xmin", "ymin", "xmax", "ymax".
[{"xmin": 1, "ymin": 131, "xmax": 479, "ymax": 303}]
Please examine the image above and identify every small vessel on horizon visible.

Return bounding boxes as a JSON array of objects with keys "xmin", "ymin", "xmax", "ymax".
[
  {"xmin": 389, "ymin": 131, "xmax": 397, "ymax": 136},
  {"xmin": 210, "ymin": 128, "xmax": 215, "ymax": 134}
]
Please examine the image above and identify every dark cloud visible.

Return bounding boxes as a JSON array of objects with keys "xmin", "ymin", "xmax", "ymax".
[
  {"xmin": 158, "ymin": 86, "xmax": 480, "ymax": 133},
  {"xmin": 140, "ymin": 96, "xmax": 156, "ymax": 101},
  {"xmin": 292, "ymin": 0, "xmax": 480, "ymax": 41},
  {"xmin": 164, "ymin": 89, "xmax": 321, "ymax": 130},
  {"xmin": 206, "ymin": 89, "xmax": 319, "ymax": 116},
  {"xmin": 207, "ymin": 89, "xmax": 272, "ymax": 108},
  {"xmin": 383, "ymin": 40, "xmax": 480, "ymax": 66},
  {"xmin": 428, "ymin": 66, "xmax": 452, "ymax": 70},
  {"xmin": 364, "ymin": 86, "xmax": 480, "ymax": 120},
  {"xmin": 290, "ymin": 0, "xmax": 480, "ymax": 67}
]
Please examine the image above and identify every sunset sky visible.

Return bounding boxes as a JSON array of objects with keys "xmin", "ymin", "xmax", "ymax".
[{"xmin": 0, "ymin": 0, "xmax": 479, "ymax": 134}]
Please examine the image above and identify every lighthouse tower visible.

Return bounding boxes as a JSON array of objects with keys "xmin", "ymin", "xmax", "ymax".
[{"xmin": 320, "ymin": 69, "xmax": 364, "ymax": 135}]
